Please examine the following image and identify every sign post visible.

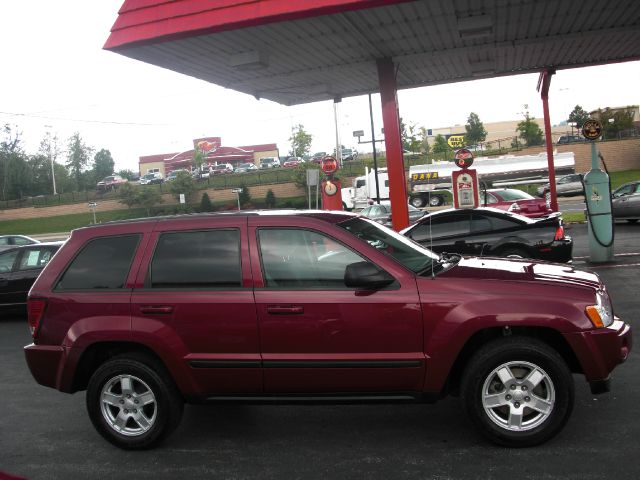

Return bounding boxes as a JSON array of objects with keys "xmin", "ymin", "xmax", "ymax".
[{"xmin": 231, "ymin": 188, "xmax": 242, "ymax": 211}]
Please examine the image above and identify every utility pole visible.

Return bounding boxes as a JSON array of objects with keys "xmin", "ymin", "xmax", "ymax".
[{"xmin": 45, "ymin": 126, "xmax": 57, "ymax": 195}]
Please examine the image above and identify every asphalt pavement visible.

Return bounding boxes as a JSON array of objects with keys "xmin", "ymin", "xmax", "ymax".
[{"xmin": 1, "ymin": 222, "xmax": 638, "ymax": 480}]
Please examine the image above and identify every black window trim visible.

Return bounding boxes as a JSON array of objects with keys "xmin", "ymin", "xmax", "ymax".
[
  {"xmin": 143, "ymin": 227, "xmax": 245, "ymax": 291},
  {"xmin": 54, "ymin": 233, "xmax": 142, "ymax": 292}
]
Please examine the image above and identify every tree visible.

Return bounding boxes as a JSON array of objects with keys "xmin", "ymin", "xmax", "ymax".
[
  {"xmin": 118, "ymin": 183, "xmax": 138, "ymax": 208},
  {"xmin": 200, "ymin": 192, "xmax": 213, "ymax": 212},
  {"xmin": 137, "ymin": 187, "xmax": 163, "ymax": 216},
  {"xmin": 432, "ymin": 134, "xmax": 450, "ymax": 154},
  {"xmin": 93, "ymin": 149, "xmax": 115, "ymax": 183},
  {"xmin": 66, "ymin": 132, "xmax": 93, "ymax": 191},
  {"xmin": 168, "ymin": 170, "xmax": 197, "ymax": 202},
  {"xmin": 0, "ymin": 124, "xmax": 25, "ymax": 200},
  {"xmin": 418, "ymin": 127, "xmax": 431, "ymax": 155},
  {"xmin": 265, "ymin": 189, "xmax": 276, "ymax": 208},
  {"xmin": 289, "ymin": 124, "xmax": 313, "ymax": 157},
  {"xmin": 401, "ymin": 118, "xmax": 422, "ymax": 152},
  {"xmin": 568, "ymin": 105, "xmax": 590, "ymax": 129},
  {"xmin": 117, "ymin": 169, "xmax": 137, "ymax": 181},
  {"xmin": 192, "ymin": 148, "xmax": 206, "ymax": 179},
  {"xmin": 465, "ymin": 112, "xmax": 487, "ymax": 145},
  {"xmin": 597, "ymin": 107, "xmax": 635, "ymax": 139},
  {"xmin": 515, "ymin": 110, "xmax": 544, "ymax": 147},
  {"xmin": 238, "ymin": 183, "xmax": 251, "ymax": 206}
]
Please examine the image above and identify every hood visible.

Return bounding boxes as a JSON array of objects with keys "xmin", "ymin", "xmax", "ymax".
[{"xmin": 439, "ymin": 256, "xmax": 601, "ymax": 290}]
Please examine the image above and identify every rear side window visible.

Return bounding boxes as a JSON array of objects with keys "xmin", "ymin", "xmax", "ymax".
[
  {"xmin": 149, "ymin": 229, "xmax": 241, "ymax": 288},
  {"xmin": 56, "ymin": 235, "xmax": 140, "ymax": 290}
]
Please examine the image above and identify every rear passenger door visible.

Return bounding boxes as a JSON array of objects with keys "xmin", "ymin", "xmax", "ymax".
[{"xmin": 131, "ymin": 219, "xmax": 261, "ymax": 396}]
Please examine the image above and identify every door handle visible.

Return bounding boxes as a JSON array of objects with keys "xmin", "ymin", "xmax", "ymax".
[
  {"xmin": 267, "ymin": 305, "xmax": 304, "ymax": 315},
  {"xmin": 140, "ymin": 305, "xmax": 174, "ymax": 314}
]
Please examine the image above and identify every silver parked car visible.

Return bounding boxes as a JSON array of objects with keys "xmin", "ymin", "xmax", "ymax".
[
  {"xmin": 0, "ymin": 235, "xmax": 39, "ymax": 252},
  {"xmin": 612, "ymin": 180, "xmax": 640, "ymax": 223},
  {"xmin": 537, "ymin": 173, "xmax": 584, "ymax": 197},
  {"xmin": 360, "ymin": 201, "xmax": 425, "ymax": 227}
]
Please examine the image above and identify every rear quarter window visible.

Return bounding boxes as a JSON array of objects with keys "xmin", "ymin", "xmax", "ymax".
[
  {"xmin": 148, "ymin": 229, "xmax": 241, "ymax": 288},
  {"xmin": 56, "ymin": 235, "xmax": 140, "ymax": 290}
]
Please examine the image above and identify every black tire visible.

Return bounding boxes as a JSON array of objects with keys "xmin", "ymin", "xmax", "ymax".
[
  {"xmin": 429, "ymin": 195, "xmax": 444, "ymax": 207},
  {"xmin": 500, "ymin": 247, "xmax": 529, "ymax": 259},
  {"xmin": 86, "ymin": 354, "xmax": 183, "ymax": 450},
  {"xmin": 410, "ymin": 196, "xmax": 426, "ymax": 208},
  {"xmin": 461, "ymin": 337, "xmax": 574, "ymax": 447}
]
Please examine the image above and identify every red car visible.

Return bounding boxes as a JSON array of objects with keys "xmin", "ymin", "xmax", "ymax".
[
  {"xmin": 283, "ymin": 157, "xmax": 304, "ymax": 168},
  {"xmin": 24, "ymin": 211, "xmax": 631, "ymax": 449},
  {"xmin": 482, "ymin": 188, "xmax": 552, "ymax": 218}
]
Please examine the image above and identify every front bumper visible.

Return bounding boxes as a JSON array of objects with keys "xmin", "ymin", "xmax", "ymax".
[{"xmin": 563, "ymin": 319, "xmax": 632, "ymax": 391}]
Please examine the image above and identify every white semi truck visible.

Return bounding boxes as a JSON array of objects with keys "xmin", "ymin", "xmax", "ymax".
[{"xmin": 341, "ymin": 167, "xmax": 390, "ymax": 210}]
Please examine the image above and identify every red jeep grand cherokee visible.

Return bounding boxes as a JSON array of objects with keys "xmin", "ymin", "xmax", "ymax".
[{"xmin": 24, "ymin": 211, "xmax": 631, "ymax": 449}]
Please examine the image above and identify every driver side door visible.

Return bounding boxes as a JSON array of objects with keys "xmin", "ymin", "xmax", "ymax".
[{"xmin": 249, "ymin": 222, "xmax": 425, "ymax": 395}]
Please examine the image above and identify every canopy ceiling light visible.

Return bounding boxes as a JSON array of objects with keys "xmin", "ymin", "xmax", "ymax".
[
  {"xmin": 457, "ymin": 14, "xmax": 493, "ymax": 39},
  {"xmin": 229, "ymin": 51, "xmax": 268, "ymax": 70}
]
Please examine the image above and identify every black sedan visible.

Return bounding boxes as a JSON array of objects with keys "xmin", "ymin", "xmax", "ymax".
[
  {"xmin": 0, "ymin": 242, "xmax": 63, "ymax": 315},
  {"xmin": 401, "ymin": 207, "xmax": 572, "ymax": 262}
]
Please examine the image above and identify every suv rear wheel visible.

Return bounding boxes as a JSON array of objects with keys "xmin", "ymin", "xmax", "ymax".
[
  {"xmin": 461, "ymin": 337, "xmax": 574, "ymax": 447},
  {"xmin": 86, "ymin": 354, "xmax": 183, "ymax": 450}
]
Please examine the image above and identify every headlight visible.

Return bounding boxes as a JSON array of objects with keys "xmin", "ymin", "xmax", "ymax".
[{"xmin": 585, "ymin": 290, "xmax": 614, "ymax": 328}]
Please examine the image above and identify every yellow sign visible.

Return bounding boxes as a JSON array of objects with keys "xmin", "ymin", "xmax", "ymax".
[
  {"xmin": 447, "ymin": 135, "xmax": 465, "ymax": 148},
  {"xmin": 411, "ymin": 172, "xmax": 439, "ymax": 181}
]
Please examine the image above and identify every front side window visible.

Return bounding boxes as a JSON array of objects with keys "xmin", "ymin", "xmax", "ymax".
[
  {"xmin": 56, "ymin": 235, "xmax": 140, "ymax": 290},
  {"xmin": 258, "ymin": 229, "xmax": 365, "ymax": 289},
  {"xmin": 149, "ymin": 229, "xmax": 241, "ymax": 288},
  {"xmin": 338, "ymin": 218, "xmax": 439, "ymax": 274},
  {"xmin": 13, "ymin": 236, "xmax": 33, "ymax": 246}
]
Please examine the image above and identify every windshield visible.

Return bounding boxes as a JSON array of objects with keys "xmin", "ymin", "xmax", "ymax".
[
  {"xmin": 495, "ymin": 189, "xmax": 534, "ymax": 201},
  {"xmin": 337, "ymin": 217, "xmax": 440, "ymax": 274}
]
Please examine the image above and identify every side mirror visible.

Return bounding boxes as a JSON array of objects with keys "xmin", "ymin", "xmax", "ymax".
[{"xmin": 344, "ymin": 261, "xmax": 395, "ymax": 290}]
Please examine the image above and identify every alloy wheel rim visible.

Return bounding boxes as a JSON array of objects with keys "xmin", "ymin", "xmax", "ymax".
[
  {"xmin": 481, "ymin": 361, "xmax": 555, "ymax": 432},
  {"xmin": 100, "ymin": 374, "xmax": 157, "ymax": 437}
]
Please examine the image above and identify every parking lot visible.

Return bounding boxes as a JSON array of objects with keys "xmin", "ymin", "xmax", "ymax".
[{"xmin": 1, "ymin": 222, "xmax": 638, "ymax": 480}]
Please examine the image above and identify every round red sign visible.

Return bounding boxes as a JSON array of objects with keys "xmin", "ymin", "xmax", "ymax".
[
  {"xmin": 454, "ymin": 148, "xmax": 474, "ymax": 169},
  {"xmin": 321, "ymin": 156, "xmax": 338, "ymax": 174}
]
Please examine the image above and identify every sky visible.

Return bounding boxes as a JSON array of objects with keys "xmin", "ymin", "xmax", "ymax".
[{"xmin": 1, "ymin": 1, "xmax": 639, "ymax": 173}]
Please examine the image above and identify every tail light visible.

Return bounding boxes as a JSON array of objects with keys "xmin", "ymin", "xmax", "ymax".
[
  {"xmin": 508, "ymin": 203, "xmax": 521, "ymax": 212},
  {"xmin": 28, "ymin": 298, "xmax": 47, "ymax": 338},
  {"xmin": 554, "ymin": 225, "xmax": 565, "ymax": 241}
]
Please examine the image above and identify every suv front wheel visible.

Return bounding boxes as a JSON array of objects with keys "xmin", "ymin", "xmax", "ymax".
[
  {"xmin": 461, "ymin": 337, "xmax": 574, "ymax": 447},
  {"xmin": 86, "ymin": 354, "xmax": 184, "ymax": 450}
]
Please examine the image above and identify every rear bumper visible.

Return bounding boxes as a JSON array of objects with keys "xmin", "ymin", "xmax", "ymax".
[
  {"xmin": 24, "ymin": 343, "xmax": 69, "ymax": 392},
  {"xmin": 538, "ymin": 238, "xmax": 573, "ymax": 262},
  {"xmin": 563, "ymin": 319, "xmax": 632, "ymax": 386}
]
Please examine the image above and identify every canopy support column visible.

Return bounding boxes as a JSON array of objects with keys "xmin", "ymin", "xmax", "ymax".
[
  {"xmin": 377, "ymin": 58, "xmax": 409, "ymax": 231},
  {"xmin": 538, "ymin": 69, "xmax": 558, "ymax": 212}
]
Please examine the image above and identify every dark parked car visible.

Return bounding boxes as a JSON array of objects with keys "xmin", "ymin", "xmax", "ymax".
[
  {"xmin": 360, "ymin": 201, "xmax": 425, "ymax": 227},
  {"xmin": 234, "ymin": 163, "xmax": 258, "ymax": 173},
  {"xmin": 0, "ymin": 235, "xmax": 39, "ymax": 252},
  {"xmin": 611, "ymin": 180, "xmax": 640, "ymax": 223},
  {"xmin": 25, "ymin": 212, "xmax": 630, "ymax": 449},
  {"xmin": 481, "ymin": 188, "xmax": 552, "ymax": 218},
  {"xmin": 557, "ymin": 134, "xmax": 585, "ymax": 145},
  {"xmin": 536, "ymin": 173, "xmax": 584, "ymax": 197},
  {"xmin": 401, "ymin": 208, "xmax": 572, "ymax": 262},
  {"xmin": 0, "ymin": 242, "xmax": 63, "ymax": 314}
]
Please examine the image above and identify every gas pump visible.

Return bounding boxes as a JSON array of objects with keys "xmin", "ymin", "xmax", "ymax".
[
  {"xmin": 452, "ymin": 148, "xmax": 480, "ymax": 209},
  {"xmin": 320, "ymin": 156, "xmax": 343, "ymax": 210},
  {"xmin": 581, "ymin": 119, "xmax": 614, "ymax": 262}
]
